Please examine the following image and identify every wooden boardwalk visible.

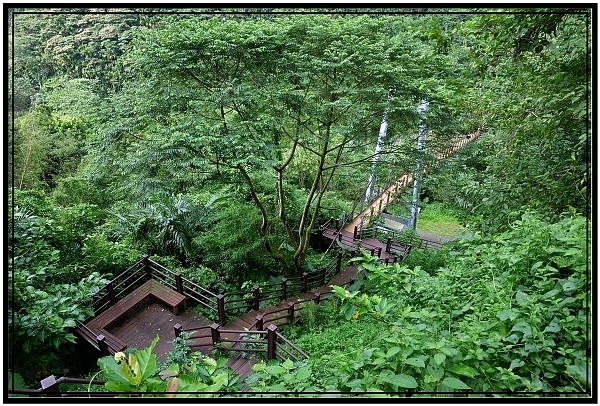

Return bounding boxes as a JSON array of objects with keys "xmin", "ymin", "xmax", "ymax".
[
  {"xmin": 83, "ymin": 265, "xmax": 360, "ymax": 380},
  {"xmin": 218, "ymin": 265, "xmax": 359, "ymax": 379}
]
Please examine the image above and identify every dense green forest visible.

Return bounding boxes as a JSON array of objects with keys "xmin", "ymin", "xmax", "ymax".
[{"xmin": 7, "ymin": 7, "xmax": 592, "ymax": 398}]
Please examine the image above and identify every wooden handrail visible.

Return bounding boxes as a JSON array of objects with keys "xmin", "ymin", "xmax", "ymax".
[
  {"xmin": 275, "ymin": 331, "xmax": 309, "ymax": 360},
  {"xmin": 7, "ymin": 375, "xmax": 107, "ymax": 395}
]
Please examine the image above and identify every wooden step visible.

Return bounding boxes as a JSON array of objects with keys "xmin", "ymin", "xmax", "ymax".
[{"xmin": 235, "ymin": 359, "xmax": 258, "ymax": 379}]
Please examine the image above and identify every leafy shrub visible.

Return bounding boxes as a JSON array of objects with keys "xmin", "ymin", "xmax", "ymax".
[
  {"xmin": 98, "ymin": 336, "xmax": 239, "ymax": 395},
  {"xmin": 252, "ymin": 212, "xmax": 590, "ymax": 394}
]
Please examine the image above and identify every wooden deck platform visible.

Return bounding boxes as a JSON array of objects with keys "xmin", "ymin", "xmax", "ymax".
[{"xmin": 108, "ymin": 301, "xmax": 211, "ymax": 361}]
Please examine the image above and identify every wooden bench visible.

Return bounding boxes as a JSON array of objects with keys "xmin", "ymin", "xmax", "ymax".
[
  {"xmin": 147, "ymin": 279, "xmax": 186, "ymax": 315},
  {"xmin": 88, "ymin": 279, "xmax": 186, "ymax": 330},
  {"xmin": 80, "ymin": 279, "xmax": 186, "ymax": 354}
]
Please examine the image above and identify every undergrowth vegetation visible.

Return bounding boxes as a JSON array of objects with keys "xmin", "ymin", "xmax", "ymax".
[{"xmin": 245, "ymin": 212, "xmax": 590, "ymax": 395}]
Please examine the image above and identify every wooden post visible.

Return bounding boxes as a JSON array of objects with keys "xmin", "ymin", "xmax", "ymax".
[
  {"xmin": 314, "ymin": 292, "xmax": 321, "ymax": 304},
  {"xmin": 385, "ymin": 238, "xmax": 392, "ymax": 253},
  {"xmin": 338, "ymin": 232, "xmax": 342, "ymax": 241},
  {"xmin": 174, "ymin": 272, "xmax": 183, "ymax": 293},
  {"xmin": 255, "ymin": 314, "xmax": 264, "ymax": 331},
  {"xmin": 377, "ymin": 247, "xmax": 382, "ymax": 258},
  {"xmin": 40, "ymin": 375, "xmax": 59, "ymax": 393},
  {"xmin": 210, "ymin": 323, "xmax": 220, "ymax": 344},
  {"xmin": 174, "ymin": 323, "xmax": 182, "ymax": 338},
  {"xmin": 252, "ymin": 285, "xmax": 260, "ymax": 311},
  {"xmin": 353, "ymin": 226, "xmax": 358, "ymax": 240},
  {"xmin": 370, "ymin": 248, "xmax": 375, "ymax": 257},
  {"xmin": 97, "ymin": 334, "xmax": 108, "ymax": 354},
  {"xmin": 334, "ymin": 217, "xmax": 339, "ymax": 229},
  {"xmin": 279, "ymin": 278, "xmax": 287, "ymax": 301},
  {"xmin": 319, "ymin": 268, "xmax": 326, "ymax": 286},
  {"xmin": 217, "ymin": 294, "xmax": 226, "ymax": 325},
  {"xmin": 267, "ymin": 324, "xmax": 277, "ymax": 360},
  {"xmin": 301, "ymin": 272, "xmax": 308, "ymax": 293},
  {"xmin": 142, "ymin": 254, "xmax": 151, "ymax": 280},
  {"xmin": 378, "ymin": 198, "xmax": 382, "ymax": 213},
  {"xmin": 336, "ymin": 252, "xmax": 342, "ymax": 274},
  {"xmin": 384, "ymin": 258, "xmax": 389, "ymax": 265},
  {"xmin": 105, "ymin": 281, "xmax": 116, "ymax": 304},
  {"xmin": 287, "ymin": 301, "xmax": 295, "ymax": 324}
]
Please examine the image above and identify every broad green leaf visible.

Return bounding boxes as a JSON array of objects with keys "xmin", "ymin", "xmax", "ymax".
[
  {"xmin": 563, "ymin": 247, "xmax": 581, "ymax": 256},
  {"xmin": 439, "ymin": 347, "xmax": 459, "ymax": 357},
  {"xmin": 511, "ymin": 321, "xmax": 532, "ymax": 338},
  {"xmin": 386, "ymin": 346, "xmax": 401, "ymax": 358},
  {"xmin": 97, "ymin": 357, "xmax": 131, "ymax": 387},
  {"xmin": 282, "ymin": 359, "xmax": 294, "ymax": 370},
  {"xmin": 434, "ymin": 353, "xmax": 446, "ymax": 366},
  {"xmin": 295, "ymin": 366, "xmax": 311, "ymax": 381},
  {"xmin": 265, "ymin": 365, "xmax": 286, "ymax": 375},
  {"xmin": 509, "ymin": 359, "xmax": 525, "ymax": 371},
  {"xmin": 515, "ymin": 291, "xmax": 529, "ymax": 305},
  {"xmin": 267, "ymin": 383, "xmax": 287, "ymax": 392},
  {"xmin": 330, "ymin": 285, "xmax": 348, "ymax": 300},
  {"xmin": 134, "ymin": 335, "xmax": 160, "ymax": 384},
  {"xmin": 541, "ymin": 289, "xmax": 560, "ymax": 300},
  {"xmin": 497, "ymin": 309, "xmax": 517, "ymax": 321},
  {"xmin": 426, "ymin": 362, "xmax": 445, "ymax": 380},
  {"xmin": 442, "ymin": 376, "xmax": 471, "ymax": 390},
  {"xmin": 446, "ymin": 364, "xmax": 478, "ymax": 378},
  {"xmin": 404, "ymin": 357, "xmax": 426, "ymax": 368},
  {"xmin": 543, "ymin": 318, "xmax": 561, "ymax": 333},
  {"xmin": 380, "ymin": 373, "xmax": 418, "ymax": 388},
  {"xmin": 343, "ymin": 304, "xmax": 357, "ymax": 321},
  {"xmin": 566, "ymin": 361, "xmax": 588, "ymax": 386},
  {"xmin": 105, "ymin": 380, "xmax": 136, "ymax": 392}
]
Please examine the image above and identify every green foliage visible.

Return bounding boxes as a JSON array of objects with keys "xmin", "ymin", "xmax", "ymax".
[
  {"xmin": 11, "ymin": 271, "xmax": 107, "ymax": 353},
  {"xmin": 108, "ymin": 193, "xmax": 225, "ymax": 263},
  {"xmin": 98, "ymin": 335, "xmax": 239, "ymax": 396},
  {"xmin": 193, "ymin": 199, "xmax": 276, "ymax": 279},
  {"xmin": 98, "ymin": 336, "xmax": 165, "ymax": 393},
  {"xmin": 450, "ymin": 12, "xmax": 590, "ymax": 232},
  {"xmin": 253, "ymin": 213, "xmax": 590, "ymax": 394},
  {"xmin": 246, "ymin": 359, "xmax": 320, "ymax": 394},
  {"xmin": 331, "ymin": 284, "xmax": 393, "ymax": 321}
]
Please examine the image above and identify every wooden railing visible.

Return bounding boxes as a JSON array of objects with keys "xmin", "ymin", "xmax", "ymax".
[
  {"xmin": 85, "ymin": 255, "xmax": 223, "ymax": 323},
  {"xmin": 75, "ymin": 320, "xmax": 126, "ymax": 355},
  {"xmin": 174, "ymin": 323, "xmax": 308, "ymax": 362},
  {"xmin": 251, "ymin": 290, "xmax": 338, "ymax": 331},
  {"xmin": 222, "ymin": 253, "xmax": 342, "ymax": 319},
  {"xmin": 84, "ymin": 252, "xmax": 344, "ymax": 328},
  {"xmin": 360, "ymin": 225, "xmax": 443, "ymax": 250},
  {"xmin": 7, "ymin": 375, "xmax": 108, "ymax": 396}
]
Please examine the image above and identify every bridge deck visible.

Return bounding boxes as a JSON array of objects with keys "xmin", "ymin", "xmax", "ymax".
[{"xmin": 322, "ymin": 228, "xmax": 400, "ymax": 262}]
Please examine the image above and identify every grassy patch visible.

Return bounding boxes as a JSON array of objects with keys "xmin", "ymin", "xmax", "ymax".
[{"xmin": 416, "ymin": 202, "xmax": 464, "ymax": 236}]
